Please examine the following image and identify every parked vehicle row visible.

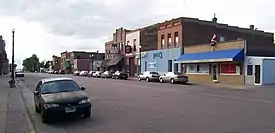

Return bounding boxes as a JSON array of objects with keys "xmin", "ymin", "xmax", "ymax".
[
  {"xmin": 74, "ymin": 70, "xmax": 128, "ymax": 80},
  {"xmin": 138, "ymin": 71, "xmax": 188, "ymax": 84},
  {"xmin": 47, "ymin": 70, "xmax": 65, "ymax": 74}
]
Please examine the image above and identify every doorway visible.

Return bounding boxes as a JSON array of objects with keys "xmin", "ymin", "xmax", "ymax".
[
  {"xmin": 254, "ymin": 65, "xmax": 261, "ymax": 84},
  {"xmin": 212, "ymin": 64, "xmax": 218, "ymax": 82}
]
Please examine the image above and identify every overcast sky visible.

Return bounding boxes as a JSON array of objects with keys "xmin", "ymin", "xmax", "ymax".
[{"xmin": 0, "ymin": 0, "xmax": 274, "ymax": 68}]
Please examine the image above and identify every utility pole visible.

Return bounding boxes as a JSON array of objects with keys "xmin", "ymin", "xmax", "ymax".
[
  {"xmin": 9, "ymin": 29, "xmax": 15, "ymax": 88},
  {"xmin": 139, "ymin": 46, "xmax": 142, "ymax": 75}
]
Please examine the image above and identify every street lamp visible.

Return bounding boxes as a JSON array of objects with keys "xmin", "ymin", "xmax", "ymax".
[
  {"xmin": 139, "ymin": 45, "xmax": 142, "ymax": 75},
  {"xmin": 9, "ymin": 29, "xmax": 15, "ymax": 88}
]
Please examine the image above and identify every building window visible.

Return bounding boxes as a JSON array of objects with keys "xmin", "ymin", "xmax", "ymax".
[
  {"xmin": 247, "ymin": 65, "xmax": 253, "ymax": 75},
  {"xmin": 145, "ymin": 61, "xmax": 147, "ymax": 71},
  {"xmin": 174, "ymin": 63, "xmax": 178, "ymax": 72},
  {"xmin": 174, "ymin": 32, "xmax": 179, "ymax": 47},
  {"xmin": 167, "ymin": 33, "xmax": 171, "ymax": 48},
  {"xmin": 168, "ymin": 60, "xmax": 172, "ymax": 72},
  {"xmin": 220, "ymin": 63, "xmax": 240, "ymax": 75},
  {"xmin": 133, "ymin": 39, "xmax": 137, "ymax": 51},
  {"xmin": 186, "ymin": 64, "xmax": 209, "ymax": 74},
  {"xmin": 161, "ymin": 35, "xmax": 164, "ymax": 49}
]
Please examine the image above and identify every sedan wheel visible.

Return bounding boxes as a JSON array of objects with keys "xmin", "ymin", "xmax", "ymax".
[
  {"xmin": 83, "ymin": 109, "xmax": 91, "ymax": 118},
  {"xmin": 41, "ymin": 109, "xmax": 49, "ymax": 123},
  {"xmin": 159, "ymin": 78, "xmax": 164, "ymax": 83},
  {"xmin": 170, "ymin": 78, "xmax": 175, "ymax": 84},
  {"xmin": 138, "ymin": 77, "xmax": 141, "ymax": 81},
  {"xmin": 146, "ymin": 77, "xmax": 150, "ymax": 82}
]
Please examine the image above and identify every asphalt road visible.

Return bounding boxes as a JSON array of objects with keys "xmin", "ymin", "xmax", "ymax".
[{"xmin": 17, "ymin": 73, "xmax": 275, "ymax": 133}]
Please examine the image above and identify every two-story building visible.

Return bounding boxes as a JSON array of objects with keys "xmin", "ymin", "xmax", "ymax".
[
  {"xmin": 141, "ymin": 16, "xmax": 275, "ymax": 77},
  {"xmin": 60, "ymin": 51, "xmax": 105, "ymax": 73},
  {"xmin": 125, "ymin": 24, "xmax": 158, "ymax": 76},
  {"xmin": 102, "ymin": 27, "xmax": 133, "ymax": 71},
  {"xmin": 51, "ymin": 55, "xmax": 61, "ymax": 71}
]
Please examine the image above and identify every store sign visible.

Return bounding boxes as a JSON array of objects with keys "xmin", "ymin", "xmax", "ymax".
[
  {"xmin": 125, "ymin": 45, "xmax": 132, "ymax": 53},
  {"xmin": 148, "ymin": 62, "xmax": 156, "ymax": 68},
  {"xmin": 135, "ymin": 52, "xmax": 147, "ymax": 58},
  {"xmin": 153, "ymin": 52, "xmax": 163, "ymax": 59},
  {"xmin": 247, "ymin": 58, "xmax": 253, "ymax": 65}
]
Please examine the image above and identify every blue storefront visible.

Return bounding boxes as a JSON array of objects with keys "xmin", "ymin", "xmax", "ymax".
[{"xmin": 140, "ymin": 47, "xmax": 182, "ymax": 75}]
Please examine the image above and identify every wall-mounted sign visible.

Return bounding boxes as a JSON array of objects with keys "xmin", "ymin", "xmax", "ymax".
[
  {"xmin": 125, "ymin": 45, "xmax": 132, "ymax": 53},
  {"xmin": 153, "ymin": 52, "xmax": 163, "ymax": 59},
  {"xmin": 135, "ymin": 52, "xmax": 147, "ymax": 58},
  {"xmin": 247, "ymin": 58, "xmax": 253, "ymax": 65},
  {"xmin": 148, "ymin": 62, "xmax": 156, "ymax": 68}
]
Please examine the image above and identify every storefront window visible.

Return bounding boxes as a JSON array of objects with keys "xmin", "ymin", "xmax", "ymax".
[
  {"xmin": 220, "ymin": 63, "xmax": 240, "ymax": 75},
  {"xmin": 174, "ymin": 63, "xmax": 178, "ymax": 72},
  {"xmin": 186, "ymin": 64, "xmax": 209, "ymax": 74},
  {"xmin": 168, "ymin": 60, "xmax": 172, "ymax": 72}
]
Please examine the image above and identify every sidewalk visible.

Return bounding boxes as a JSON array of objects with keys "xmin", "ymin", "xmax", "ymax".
[{"xmin": 0, "ymin": 76, "xmax": 32, "ymax": 133}]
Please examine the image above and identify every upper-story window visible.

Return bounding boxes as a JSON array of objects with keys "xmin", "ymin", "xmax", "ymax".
[
  {"xmin": 161, "ymin": 35, "xmax": 165, "ymax": 49},
  {"xmin": 174, "ymin": 32, "xmax": 179, "ymax": 47},
  {"xmin": 127, "ymin": 41, "xmax": 129, "ymax": 45},
  {"xmin": 167, "ymin": 33, "xmax": 171, "ymax": 48},
  {"xmin": 133, "ymin": 39, "xmax": 137, "ymax": 51}
]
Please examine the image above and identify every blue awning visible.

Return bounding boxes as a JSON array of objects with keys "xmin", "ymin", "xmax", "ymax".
[{"xmin": 175, "ymin": 48, "xmax": 244, "ymax": 63}]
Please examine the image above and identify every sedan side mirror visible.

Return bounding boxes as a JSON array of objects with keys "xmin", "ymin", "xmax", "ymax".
[
  {"xmin": 80, "ymin": 87, "xmax": 86, "ymax": 90},
  {"xmin": 163, "ymin": 74, "xmax": 166, "ymax": 76},
  {"xmin": 34, "ymin": 91, "xmax": 39, "ymax": 95}
]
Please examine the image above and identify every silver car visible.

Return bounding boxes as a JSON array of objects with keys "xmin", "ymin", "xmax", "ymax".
[
  {"xmin": 138, "ymin": 71, "xmax": 160, "ymax": 82},
  {"xmin": 92, "ymin": 71, "xmax": 102, "ymax": 78},
  {"xmin": 159, "ymin": 72, "xmax": 188, "ymax": 84}
]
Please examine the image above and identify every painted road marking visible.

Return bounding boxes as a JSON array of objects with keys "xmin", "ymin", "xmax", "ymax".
[{"xmin": 200, "ymin": 93, "xmax": 275, "ymax": 104}]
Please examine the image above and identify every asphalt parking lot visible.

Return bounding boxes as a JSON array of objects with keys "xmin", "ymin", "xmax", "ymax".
[{"xmin": 16, "ymin": 73, "xmax": 275, "ymax": 133}]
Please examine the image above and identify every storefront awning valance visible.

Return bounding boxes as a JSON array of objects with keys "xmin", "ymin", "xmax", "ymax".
[
  {"xmin": 107, "ymin": 55, "xmax": 124, "ymax": 66},
  {"xmin": 175, "ymin": 48, "xmax": 244, "ymax": 63}
]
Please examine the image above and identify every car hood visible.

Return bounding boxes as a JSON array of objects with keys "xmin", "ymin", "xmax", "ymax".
[{"xmin": 42, "ymin": 91, "xmax": 89, "ymax": 104}]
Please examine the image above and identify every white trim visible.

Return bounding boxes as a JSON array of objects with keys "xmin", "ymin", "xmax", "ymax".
[
  {"xmin": 186, "ymin": 73, "xmax": 209, "ymax": 75},
  {"xmin": 175, "ymin": 58, "xmax": 233, "ymax": 63},
  {"xmin": 220, "ymin": 63, "xmax": 241, "ymax": 76}
]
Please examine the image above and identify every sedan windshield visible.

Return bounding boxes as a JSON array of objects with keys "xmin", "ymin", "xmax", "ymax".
[
  {"xmin": 40, "ymin": 80, "xmax": 81, "ymax": 94},
  {"xmin": 174, "ymin": 72, "xmax": 181, "ymax": 75},
  {"xmin": 150, "ymin": 72, "xmax": 159, "ymax": 75}
]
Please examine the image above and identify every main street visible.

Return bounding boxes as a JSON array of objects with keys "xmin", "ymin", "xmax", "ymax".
[{"xmin": 17, "ymin": 73, "xmax": 275, "ymax": 133}]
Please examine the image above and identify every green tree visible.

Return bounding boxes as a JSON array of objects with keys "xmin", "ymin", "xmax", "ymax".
[
  {"xmin": 22, "ymin": 54, "xmax": 40, "ymax": 72},
  {"xmin": 44, "ymin": 61, "xmax": 51, "ymax": 68}
]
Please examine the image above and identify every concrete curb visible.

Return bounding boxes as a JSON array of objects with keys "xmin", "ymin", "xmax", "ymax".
[{"xmin": 16, "ymin": 81, "xmax": 36, "ymax": 133}]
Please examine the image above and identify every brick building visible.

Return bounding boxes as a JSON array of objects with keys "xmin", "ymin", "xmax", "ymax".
[
  {"xmin": 157, "ymin": 16, "xmax": 275, "ymax": 56},
  {"xmin": 51, "ymin": 55, "xmax": 61, "ymax": 71},
  {"xmin": 102, "ymin": 27, "xmax": 133, "ymax": 71},
  {"xmin": 0, "ymin": 36, "xmax": 9, "ymax": 75},
  {"xmin": 60, "ymin": 51, "xmax": 104, "ymax": 73}
]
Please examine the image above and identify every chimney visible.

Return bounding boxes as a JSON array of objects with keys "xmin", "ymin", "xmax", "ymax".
[
  {"xmin": 212, "ymin": 13, "xmax": 218, "ymax": 23},
  {"xmin": 249, "ymin": 25, "xmax": 255, "ymax": 30}
]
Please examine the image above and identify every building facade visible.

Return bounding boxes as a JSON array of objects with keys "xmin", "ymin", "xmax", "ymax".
[
  {"xmin": 61, "ymin": 51, "xmax": 104, "ymax": 73},
  {"xmin": 52, "ymin": 55, "xmax": 61, "ymax": 71},
  {"xmin": 0, "ymin": 36, "xmax": 8, "ymax": 75},
  {"xmin": 141, "ymin": 47, "xmax": 182, "ymax": 75},
  {"xmin": 157, "ymin": 17, "xmax": 275, "ymax": 56}
]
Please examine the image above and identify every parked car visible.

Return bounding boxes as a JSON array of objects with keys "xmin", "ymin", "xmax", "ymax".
[
  {"xmin": 101, "ymin": 71, "xmax": 113, "ymax": 78},
  {"xmin": 48, "ymin": 70, "xmax": 54, "ymax": 74},
  {"xmin": 59, "ymin": 70, "xmax": 65, "ymax": 74},
  {"xmin": 138, "ymin": 71, "xmax": 160, "ymax": 82},
  {"xmin": 74, "ymin": 71, "xmax": 80, "ymax": 76},
  {"xmin": 79, "ymin": 71, "xmax": 89, "ymax": 77},
  {"xmin": 54, "ymin": 70, "xmax": 59, "ymax": 74},
  {"xmin": 15, "ymin": 71, "xmax": 24, "ymax": 77},
  {"xmin": 112, "ymin": 71, "xmax": 128, "ymax": 80},
  {"xmin": 88, "ymin": 71, "xmax": 95, "ymax": 77},
  {"xmin": 159, "ymin": 72, "xmax": 188, "ymax": 84},
  {"xmin": 92, "ymin": 71, "xmax": 102, "ymax": 78},
  {"xmin": 33, "ymin": 77, "xmax": 92, "ymax": 123}
]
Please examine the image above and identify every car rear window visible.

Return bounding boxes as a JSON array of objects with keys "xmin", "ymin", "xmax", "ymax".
[
  {"xmin": 40, "ymin": 80, "xmax": 81, "ymax": 94},
  {"xmin": 150, "ymin": 72, "xmax": 159, "ymax": 75}
]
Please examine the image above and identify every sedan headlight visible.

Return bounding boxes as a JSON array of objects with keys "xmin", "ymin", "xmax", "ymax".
[
  {"xmin": 44, "ymin": 103, "xmax": 60, "ymax": 108},
  {"xmin": 79, "ymin": 99, "xmax": 91, "ymax": 104}
]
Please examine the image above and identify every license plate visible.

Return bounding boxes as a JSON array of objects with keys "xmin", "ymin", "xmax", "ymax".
[{"xmin": 65, "ymin": 107, "xmax": 76, "ymax": 113}]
